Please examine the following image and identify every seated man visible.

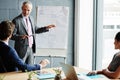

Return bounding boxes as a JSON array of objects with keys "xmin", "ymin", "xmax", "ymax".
[{"xmin": 0, "ymin": 20, "xmax": 50, "ymax": 73}]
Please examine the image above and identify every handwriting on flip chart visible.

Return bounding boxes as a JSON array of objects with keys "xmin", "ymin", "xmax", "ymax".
[{"xmin": 36, "ymin": 6, "xmax": 69, "ymax": 49}]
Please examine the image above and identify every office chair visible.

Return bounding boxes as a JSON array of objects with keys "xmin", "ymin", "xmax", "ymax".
[{"xmin": 0, "ymin": 56, "xmax": 7, "ymax": 72}]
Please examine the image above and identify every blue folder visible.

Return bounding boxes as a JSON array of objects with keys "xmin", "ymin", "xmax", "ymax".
[{"xmin": 36, "ymin": 73, "xmax": 56, "ymax": 79}]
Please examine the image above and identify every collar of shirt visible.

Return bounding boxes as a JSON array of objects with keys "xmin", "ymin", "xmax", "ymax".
[
  {"xmin": 22, "ymin": 14, "xmax": 29, "ymax": 19},
  {"xmin": 0, "ymin": 40, "xmax": 8, "ymax": 45}
]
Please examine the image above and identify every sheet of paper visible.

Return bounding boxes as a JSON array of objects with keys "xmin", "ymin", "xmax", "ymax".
[{"xmin": 36, "ymin": 6, "xmax": 69, "ymax": 49}]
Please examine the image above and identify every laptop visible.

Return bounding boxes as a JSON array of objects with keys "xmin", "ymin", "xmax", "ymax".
[{"xmin": 60, "ymin": 62, "xmax": 92, "ymax": 80}]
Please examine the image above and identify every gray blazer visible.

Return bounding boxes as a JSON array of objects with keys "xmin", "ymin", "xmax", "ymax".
[{"xmin": 11, "ymin": 14, "xmax": 49, "ymax": 58}]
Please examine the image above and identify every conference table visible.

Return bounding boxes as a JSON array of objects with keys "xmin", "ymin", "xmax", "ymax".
[{"xmin": 0, "ymin": 67, "xmax": 111, "ymax": 80}]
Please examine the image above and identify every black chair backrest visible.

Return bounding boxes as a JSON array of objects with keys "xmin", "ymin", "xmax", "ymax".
[{"xmin": 0, "ymin": 56, "xmax": 7, "ymax": 72}]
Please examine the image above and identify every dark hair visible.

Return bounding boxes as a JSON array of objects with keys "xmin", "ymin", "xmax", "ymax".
[
  {"xmin": 0, "ymin": 20, "xmax": 15, "ymax": 40},
  {"xmin": 115, "ymin": 32, "xmax": 120, "ymax": 41}
]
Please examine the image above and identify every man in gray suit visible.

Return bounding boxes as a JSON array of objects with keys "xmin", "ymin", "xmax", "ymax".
[{"xmin": 11, "ymin": 1, "xmax": 55, "ymax": 64}]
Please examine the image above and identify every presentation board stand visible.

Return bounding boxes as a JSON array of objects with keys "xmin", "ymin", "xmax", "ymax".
[
  {"xmin": 35, "ymin": 6, "xmax": 69, "ymax": 67},
  {"xmin": 34, "ymin": 48, "xmax": 67, "ymax": 67}
]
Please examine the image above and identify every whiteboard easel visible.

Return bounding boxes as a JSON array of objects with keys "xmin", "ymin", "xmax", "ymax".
[{"xmin": 35, "ymin": 6, "xmax": 69, "ymax": 65}]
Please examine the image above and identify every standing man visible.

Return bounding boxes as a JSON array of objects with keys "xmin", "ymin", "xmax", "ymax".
[{"xmin": 11, "ymin": 1, "xmax": 55, "ymax": 64}]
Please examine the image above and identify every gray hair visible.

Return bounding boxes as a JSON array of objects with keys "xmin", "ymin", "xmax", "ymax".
[{"xmin": 22, "ymin": 1, "xmax": 33, "ymax": 9}]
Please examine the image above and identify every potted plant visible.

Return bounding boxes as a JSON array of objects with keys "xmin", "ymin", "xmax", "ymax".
[
  {"xmin": 25, "ymin": 70, "xmax": 37, "ymax": 80},
  {"xmin": 53, "ymin": 68, "xmax": 62, "ymax": 80}
]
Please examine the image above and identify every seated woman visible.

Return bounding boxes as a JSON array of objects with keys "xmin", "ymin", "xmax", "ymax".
[
  {"xmin": 0, "ymin": 20, "xmax": 49, "ymax": 73},
  {"xmin": 87, "ymin": 31, "xmax": 120, "ymax": 79}
]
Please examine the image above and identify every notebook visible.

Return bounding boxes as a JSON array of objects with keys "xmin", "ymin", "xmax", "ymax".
[{"xmin": 60, "ymin": 62, "xmax": 92, "ymax": 80}]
